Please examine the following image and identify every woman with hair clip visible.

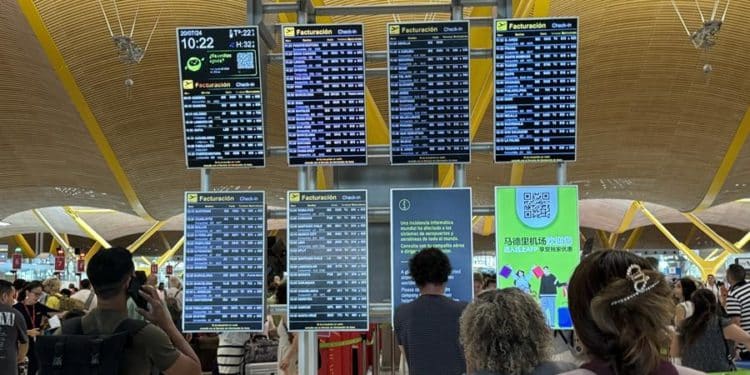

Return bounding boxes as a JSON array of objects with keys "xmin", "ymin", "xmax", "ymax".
[
  {"xmin": 674, "ymin": 277, "xmax": 698, "ymax": 326},
  {"xmin": 671, "ymin": 289, "xmax": 750, "ymax": 372},
  {"xmin": 560, "ymin": 250, "xmax": 703, "ymax": 375}
]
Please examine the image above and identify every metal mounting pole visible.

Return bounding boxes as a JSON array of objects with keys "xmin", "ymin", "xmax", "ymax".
[
  {"xmin": 496, "ymin": 0, "xmax": 513, "ymax": 18},
  {"xmin": 556, "ymin": 162, "xmax": 567, "ymax": 185},
  {"xmin": 200, "ymin": 169, "xmax": 211, "ymax": 192}
]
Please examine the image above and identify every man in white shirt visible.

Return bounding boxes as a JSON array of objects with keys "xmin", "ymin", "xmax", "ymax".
[{"xmin": 70, "ymin": 279, "xmax": 97, "ymax": 311}]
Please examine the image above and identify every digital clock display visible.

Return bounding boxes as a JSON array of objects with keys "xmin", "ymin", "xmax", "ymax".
[{"xmin": 176, "ymin": 26, "xmax": 266, "ymax": 168}]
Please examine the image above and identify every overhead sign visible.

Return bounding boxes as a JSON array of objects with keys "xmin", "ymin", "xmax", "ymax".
[
  {"xmin": 282, "ymin": 24, "xmax": 367, "ymax": 166},
  {"xmin": 184, "ymin": 191, "xmax": 266, "ymax": 332},
  {"xmin": 495, "ymin": 185, "xmax": 580, "ymax": 329},
  {"xmin": 391, "ymin": 188, "xmax": 473, "ymax": 322},
  {"xmin": 151, "ymin": 263, "xmax": 159, "ymax": 275},
  {"xmin": 54, "ymin": 256, "xmax": 65, "ymax": 272},
  {"xmin": 177, "ymin": 26, "xmax": 266, "ymax": 168},
  {"xmin": 12, "ymin": 253, "xmax": 22, "ymax": 270},
  {"xmin": 166, "ymin": 265, "xmax": 174, "ymax": 275},
  {"xmin": 388, "ymin": 21, "xmax": 471, "ymax": 164},
  {"xmin": 493, "ymin": 18, "xmax": 578, "ymax": 162},
  {"xmin": 287, "ymin": 190, "xmax": 369, "ymax": 331},
  {"xmin": 77, "ymin": 258, "xmax": 85, "ymax": 274}
]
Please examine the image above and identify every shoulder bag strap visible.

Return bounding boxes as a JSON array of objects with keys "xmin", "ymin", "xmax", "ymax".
[{"xmin": 84, "ymin": 291, "xmax": 95, "ymax": 310}]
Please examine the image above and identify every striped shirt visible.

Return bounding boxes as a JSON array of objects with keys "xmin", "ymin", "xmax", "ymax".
[
  {"xmin": 217, "ymin": 332, "xmax": 252, "ymax": 375},
  {"xmin": 726, "ymin": 281, "xmax": 750, "ymax": 351}
]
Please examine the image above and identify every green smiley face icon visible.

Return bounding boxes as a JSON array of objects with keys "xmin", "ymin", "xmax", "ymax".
[{"xmin": 186, "ymin": 57, "xmax": 202, "ymax": 72}]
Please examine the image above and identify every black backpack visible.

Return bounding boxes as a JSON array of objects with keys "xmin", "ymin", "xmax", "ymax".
[{"xmin": 35, "ymin": 316, "xmax": 148, "ymax": 375}]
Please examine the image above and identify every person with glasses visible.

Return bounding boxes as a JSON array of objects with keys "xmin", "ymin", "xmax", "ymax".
[{"xmin": 13, "ymin": 281, "xmax": 58, "ymax": 375}]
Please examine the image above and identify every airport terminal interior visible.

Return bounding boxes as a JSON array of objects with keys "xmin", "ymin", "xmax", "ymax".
[{"xmin": 1, "ymin": 0, "xmax": 750, "ymax": 374}]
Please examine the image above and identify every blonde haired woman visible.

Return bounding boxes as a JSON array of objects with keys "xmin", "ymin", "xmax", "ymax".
[{"xmin": 42, "ymin": 278, "xmax": 62, "ymax": 310}]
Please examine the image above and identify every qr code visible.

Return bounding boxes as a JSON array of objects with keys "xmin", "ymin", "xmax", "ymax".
[
  {"xmin": 522, "ymin": 192, "xmax": 551, "ymax": 219},
  {"xmin": 236, "ymin": 52, "xmax": 255, "ymax": 70}
]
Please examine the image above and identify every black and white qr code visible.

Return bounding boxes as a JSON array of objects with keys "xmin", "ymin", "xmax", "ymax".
[
  {"xmin": 236, "ymin": 52, "xmax": 255, "ymax": 70},
  {"xmin": 522, "ymin": 192, "xmax": 551, "ymax": 219}
]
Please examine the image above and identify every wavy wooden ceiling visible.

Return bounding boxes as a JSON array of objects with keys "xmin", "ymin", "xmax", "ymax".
[
  {"xmin": 0, "ymin": 0, "xmax": 747, "ymax": 222},
  {"xmin": 0, "ymin": 0, "xmax": 131, "ymax": 218}
]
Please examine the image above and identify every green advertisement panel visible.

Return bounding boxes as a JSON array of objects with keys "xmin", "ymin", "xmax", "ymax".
[{"xmin": 495, "ymin": 185, "xmax": 580, "ymax": 329}]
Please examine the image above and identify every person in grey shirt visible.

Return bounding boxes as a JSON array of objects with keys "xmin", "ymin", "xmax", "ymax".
[
  {"xmin": 394, "ymin": 247, "xmax": 468, "ymax": 375},
  {"xmin": 0, "ymin": 280, "xmax": 28, "ymax": 375}
]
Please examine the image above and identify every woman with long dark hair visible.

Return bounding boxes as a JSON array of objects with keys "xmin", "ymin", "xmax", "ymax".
[
  {"xmin": 671, "ymin": 289, "xmax": 750, "ymax": 372},
  {"xmin": 674, "ymin": 277, "xmax": 698, "ymax": 326}
]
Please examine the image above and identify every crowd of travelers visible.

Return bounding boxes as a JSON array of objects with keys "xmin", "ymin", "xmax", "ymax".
[{"xmin": 4, "ymin": 245, "xmax": 750, "ymax": 374}]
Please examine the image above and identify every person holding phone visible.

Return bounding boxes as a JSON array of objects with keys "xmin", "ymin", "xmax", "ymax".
[{"xmin": 78, "ymin": 246, "xmax": 201, "ymax": 374}]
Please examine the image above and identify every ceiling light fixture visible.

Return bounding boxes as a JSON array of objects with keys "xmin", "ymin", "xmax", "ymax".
[
  {"xmin": 669, "ymin": 0, "xmax": 730, "ymax": 73},
  {"xmin": 0, "ymin": 222, "xmax": 10, "ymax": 227},
  {"xmin": 96, "ymin": 0, "xmax": 162, "ymax": 95}
]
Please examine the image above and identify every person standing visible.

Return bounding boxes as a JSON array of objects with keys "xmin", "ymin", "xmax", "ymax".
[
  {"xmin": 539, "ymin": 266, "xmax": 566, "ymax": 327},
  {"xmin": 70, "ymin": 279, "xmax": 97, "ymax": 311},
  {"xmin": 394, "ymin": 247, "xmax": 468, "ymax": 375},
  {"xmin": 704, "ymin": 274, "xmax": 721, "ymax": 302},
  {"xmin": 275, "ymin": 282, "xmax": 298, "ymax": 375},
  {"xmin": 73, "ymin": 246, "xmax": 202, "ymax": 374},
  {"xmin": 674, "ymin": 277, "xmax": 698, "ymax": 326},
  {"xmin": 13, "ymin": 281, "xmax": 57, "ymax": 375},
  {"xmin": 726, "ymin": 264, "xmax": 750, "ymax": 360},
  {"xmin": 0, "ymin": 280, "xmax": 28, "ymax": 375}
]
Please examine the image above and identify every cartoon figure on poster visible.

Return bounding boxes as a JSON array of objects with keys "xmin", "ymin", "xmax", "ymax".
[{"xmin": 495, "ymin": 186, "xmax": 580, "ymax": 330}]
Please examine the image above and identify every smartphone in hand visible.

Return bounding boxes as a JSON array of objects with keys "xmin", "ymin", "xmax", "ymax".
[{"xmin": 128, "ymin": 273, "xmax": 149, "ymax": 310}]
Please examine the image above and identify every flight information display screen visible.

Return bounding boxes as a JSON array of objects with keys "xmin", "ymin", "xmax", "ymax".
[
  {"xmin": 494, "ymin": 18, "xmax": 578, "ymax": 162},
  {"xmin": 183, "ymin": 192, "xmax": 265, "ymax": 332},
  {"xmin": 287, "ymin": 190, "xmax": 369, "ymax": 331},
  {"xmin": 282, "ymin": 24, "xmax": 367, "ymax": 166},
  {"xmin": 388, "ymin": 21, "xmax": 471, "ymax": 164},
  {"xmin": 177, "ymin": 27, "xmax": 265, "ymax": 168}
]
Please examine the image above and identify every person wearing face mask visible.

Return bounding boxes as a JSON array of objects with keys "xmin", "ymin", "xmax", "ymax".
[{"xmin": 13, "ymin": 281, "xmax": 58, "ymax": 375}]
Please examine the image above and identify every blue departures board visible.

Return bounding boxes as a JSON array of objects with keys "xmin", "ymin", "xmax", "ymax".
[
  {"xmin": 388, "ymin": 22, "xmax": 471, "ymax": 165},
  {"xmin": 282, "ymin": 24, "xmax": 367, "ymax": 166},
  {"xmin": 493, "ymin": 18, "xmax": 578, "ymax": 162},
  {"xmin": 183, "ymin": 192, "xmax": 266, "ymax": 332},
  {"xmin": 287, "ymin": 190, "xmax": 369, "ymax": 331},
  {"xmin": 391, "ymin": 188, "xmax": 474, "ymax": 325},
  {"xmin": 177, "ymin": 27, "xmax": 265, "ymax": 168}
]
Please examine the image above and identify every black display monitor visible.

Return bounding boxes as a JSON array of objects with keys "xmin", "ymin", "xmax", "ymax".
[
  {"xmin": 388, "ymin": 21, "xmax": 471, "ymax": 165},
  {"xmin": 493, "ymin": 18, "xmax": 578, "ymax": 162},
  {"xmin": 287, "ymin": 190, "xmax": 369, "ymax": 331},
  {"xmin": 177, "ymin": 27, "xmax": 266, "ymax": 168},
  {"xmin": 282, "ymin": 24, "xmax": 367, "ymax": 166},
  {"xmin": 183, "ymin": 191, "xmax": 265, "ymax": 332}
]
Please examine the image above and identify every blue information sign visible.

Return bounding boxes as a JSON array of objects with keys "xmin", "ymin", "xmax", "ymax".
[{"xmin": 390, "ymin": 188, "xmax": 474, "ymax": 322}]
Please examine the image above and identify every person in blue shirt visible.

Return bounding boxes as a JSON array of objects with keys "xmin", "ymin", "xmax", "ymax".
[{"xmin": 513, "ymin": 270, "xmax": 532, "ymax": 294}]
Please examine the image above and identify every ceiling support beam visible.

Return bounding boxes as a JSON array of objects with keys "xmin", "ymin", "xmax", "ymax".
[
  {"xmin": 736, "ymin": 232, "xmax": 750, "ymax": 250},
  {"xmin": 623, "ymin": 227, "xmax": 643, "ymax": 250},
  {"xmin": 636, "ymin": 202, "xmax": 728, "ymax": 278},
  {"xmin": 157, "ymin": 236, "xmax": 185, "ymax": 266},
  {"xmin": 689, "ymin": 105, "xmax": 750, "ymax": 212},
  {"xmin": 14, "ymin": 234, "xmax": 36, "ymax": 258},
  {"xmin": 63, "ymin": 207, "xmax": 111, "ymax": 249},
  {"xmin": 84, "ymin": 242, "xmax": 102, "ymax": 263},
  {"xmin": 17, "ymin": 0, "xmax": 156, "ymax": 221},
  {"xmin": 127, "ymin": 221, "xmax": 166, "ymax": 253},
  {"xmin": 596, "ymin": 230, "xmax": 611, "ymax": 249},
  {"xmin": 608, "ymin": 201, "xmax": 640, "ymax": 248},
  {"xmin": 31, "ymin": 209, "xmax": 72, "ymax": 255},
  {"xmin": 682, "ymin": 213, "xmax": 742, "ymax": 254}
]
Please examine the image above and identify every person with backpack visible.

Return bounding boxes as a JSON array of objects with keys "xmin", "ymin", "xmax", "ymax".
[
  {"xmin": 70, "ymin": 279, "xmax": 97, "ymax": 312},
  {"xmin": 37, "ymin": 247, "xmax": 201, "ymax": 375}
]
